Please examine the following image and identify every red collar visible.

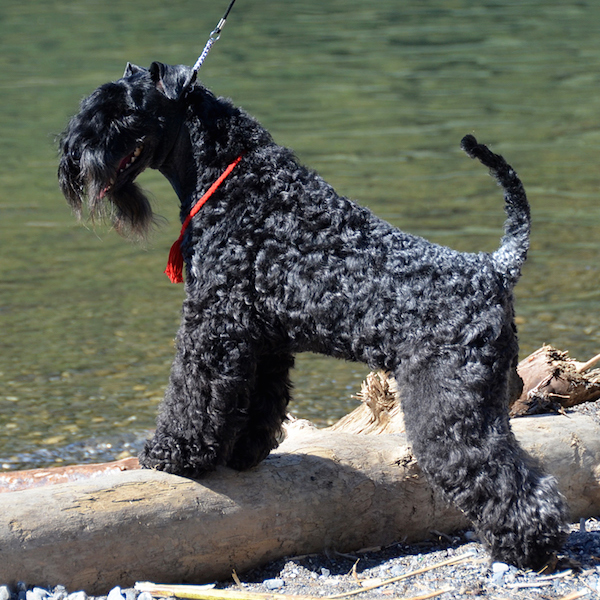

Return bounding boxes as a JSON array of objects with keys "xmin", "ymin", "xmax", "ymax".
[{"xmin": 165, "ymin": 153, "xmax": 244, "ymax": 283}]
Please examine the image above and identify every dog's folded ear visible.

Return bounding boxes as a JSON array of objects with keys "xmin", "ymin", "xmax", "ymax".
[
  {"xmin": 148, "ymin": 61, "xmax": 193, "ymax": 101},
  {"xmin": 124, "ymin": 63, "xmax": 146, "ymax": 78}
]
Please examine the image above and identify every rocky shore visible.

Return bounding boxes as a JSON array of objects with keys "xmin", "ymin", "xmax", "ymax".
[{"xmin": 3, "ymin": 519, "xmax": 600, "ymax": 600}]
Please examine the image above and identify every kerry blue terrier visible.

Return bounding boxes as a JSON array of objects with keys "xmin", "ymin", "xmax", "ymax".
[{"xmin": 58, "ymin": 61, "xmax": 568, "ymax": 569}]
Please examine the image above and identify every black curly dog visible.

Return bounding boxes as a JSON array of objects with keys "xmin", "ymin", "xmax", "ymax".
[{"xmin": 59, "ymin": 62, "xmax": 568, "ymax": 569}]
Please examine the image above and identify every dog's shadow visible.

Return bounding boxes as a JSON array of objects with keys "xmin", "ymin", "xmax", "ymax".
[{"xmin": 192, "ymin": 432, "xmax": 468, "ymax": 576}]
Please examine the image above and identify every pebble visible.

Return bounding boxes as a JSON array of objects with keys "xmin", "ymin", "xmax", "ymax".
[
  {"xmin": 52, "ymin": 587, "xmax": 67, "ymax": 600},
  {"xmin": 390, "ymin": 565, "xmax": 404, "ymax": 577},
  {"xmin": 106, "ymin": 588, "xmax": 124, "ymax": 600},
  {"xmin": 490, "ymin": 561, "xmax": 510, "ymax": 585},
  {"xmin": 26, "ymin": 589, "xmax": 48, "ymax": 600},
  {"xmin": 491, "ymin": 562, "xmax": 510, "ymax": 574},
  {"xmin": 263, "ymin": 578, "xmax": 285, "ymax": 590}
]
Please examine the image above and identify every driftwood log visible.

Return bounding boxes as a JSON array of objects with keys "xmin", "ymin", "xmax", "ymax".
[
  {"xmin": 2, "ymin": 346, "xmax": 600, "ymax": 592},
  {"xmin": 2, "ymin": 413, "xmax": 600, "ymax": 592},
  {"xmin": 330, "ymin": 346, "xmax": 600, "ymax": 430},
  {"xmin": 510, "ymin": 345, "xmax": 600, "ymax": 416}
]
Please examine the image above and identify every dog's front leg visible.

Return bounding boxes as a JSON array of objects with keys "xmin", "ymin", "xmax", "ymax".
[
  {"xmin": 226, "ymin": 351, "xmax": 295, "ymax": 471},
  {"xmin": 139, "ymin": 305, "xmax": 259, "ymax": 478}
]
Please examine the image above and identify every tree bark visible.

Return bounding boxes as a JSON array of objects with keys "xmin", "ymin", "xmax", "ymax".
[
  {"xmin": 2, "ymin": 413, "xmax": 600, "ymax": 594},
  {"xmin": 328, "ymin": 347, "xmax": 600, "ymax": 429},
  {"xmin": 509, "ymin": 345, "xmax": 600, "ymax": 416}
]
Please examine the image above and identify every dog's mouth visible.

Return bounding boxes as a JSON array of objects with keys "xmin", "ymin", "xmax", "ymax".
[
  {"xmin": 116, "ymin": 145, "xmax": 144, "ymax": 177},
  {"xmin": 99, "ymin": 144, "xmax": 145, "ymax": 198}
]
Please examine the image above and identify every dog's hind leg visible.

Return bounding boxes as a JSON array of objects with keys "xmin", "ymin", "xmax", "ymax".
[
  {"xmin": 226, "ymin": 351, "xmax": 294, "ymax": 471},
  {"xmin": 396, "ymin": 350, "xmax": 568, "ymax": 569}
]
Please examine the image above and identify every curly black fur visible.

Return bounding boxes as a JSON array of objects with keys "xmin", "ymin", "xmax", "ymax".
[{"xmin": 58, "ymin": 62, "xmax": 568, "ymax": 569}]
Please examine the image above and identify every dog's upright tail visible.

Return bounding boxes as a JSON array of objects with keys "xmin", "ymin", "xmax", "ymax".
[{"xmin": 461, "ymin": 134, "xmax": 531, "ymax": 287}]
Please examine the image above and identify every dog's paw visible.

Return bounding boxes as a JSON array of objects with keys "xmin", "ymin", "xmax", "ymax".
[
  {"xmin": 226, "ymin": 427, "xmax": 283, "ymax": 471},
  {"xmin": 139, "ymin": 435, "xmax": 216, "ymax": 478},
  {"xmin": 138, "ymin": 438, "xmax": 182, "ymax": 473},
  {"xmin": 478, "ymin": 475, "xmax": 568, "ymax": 570}
]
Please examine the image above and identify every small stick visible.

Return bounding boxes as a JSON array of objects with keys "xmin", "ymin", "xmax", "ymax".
[
  {"xmin": 537, "ymin": 569, "xmax": 573, "ymax": 581},
  {"xmin": 135, "ymin": 583, "xmax": 317, "ymax": 600},
  {"xmin": 576, "ymin": 352, "xmax": 600, "ymax": 373},
  {"xmin": 506, "ymin": 581, "xmax": 554, "ymax": 589},
  {"xmin": 350, "ymin": 559, "xmax": 361, "ymax": 584}
]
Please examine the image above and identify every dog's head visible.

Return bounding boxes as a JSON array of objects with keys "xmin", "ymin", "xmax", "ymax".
[{"xmin": 58, "ymin": 62, "xmax": 192, "ymax": 237}]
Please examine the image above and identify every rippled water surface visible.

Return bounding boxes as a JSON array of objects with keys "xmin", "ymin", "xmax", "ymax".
[{"xmin": 2, "ymin": 0, "xmax": 600, "ymax": 469}]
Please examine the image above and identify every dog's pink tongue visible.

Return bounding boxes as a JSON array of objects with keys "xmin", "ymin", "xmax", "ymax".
[
  {"xmin": 98, "ymin": 153, "xmax": 132, "ymax": 199},
  {"xmin": 118, "ymin": 153, "xmax": 132, "ymax": 171}
]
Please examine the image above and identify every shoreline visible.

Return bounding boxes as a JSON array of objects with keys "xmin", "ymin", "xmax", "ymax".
[{"xmin": 3, "ymin": 520, "xmax": 599, "ymax": 600}]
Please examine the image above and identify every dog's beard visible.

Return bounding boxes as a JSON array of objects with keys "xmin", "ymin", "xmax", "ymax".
[
  {"xmin": 59, "ymin": 150, "xmax": 154, "ymax": 239},
  {"xmin": 96, "ymin": 180, "xmax": 154, "ymax": 238}
]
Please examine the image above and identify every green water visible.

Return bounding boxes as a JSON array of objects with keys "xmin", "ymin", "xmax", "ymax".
[{"xmin": 2, "ymin": 0, "xmax": 600, "ymax": 469}]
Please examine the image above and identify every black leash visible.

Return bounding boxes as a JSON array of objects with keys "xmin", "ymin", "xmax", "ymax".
[{"xmin": 181, "ymin": 0, "xmax": 239, "ymax": 94}]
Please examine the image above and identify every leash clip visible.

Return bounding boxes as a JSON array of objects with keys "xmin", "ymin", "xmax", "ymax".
[
  {"xmin": 191, "ymin": 2, "xmax": 237, "ymax": 76},
  {"xmin": 181, "ymin": 0, "xmax": 238, "ymax": 96},
  {"xmin": 211, "ymin": 18, "xmax": 227, "ymax": 40}
]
